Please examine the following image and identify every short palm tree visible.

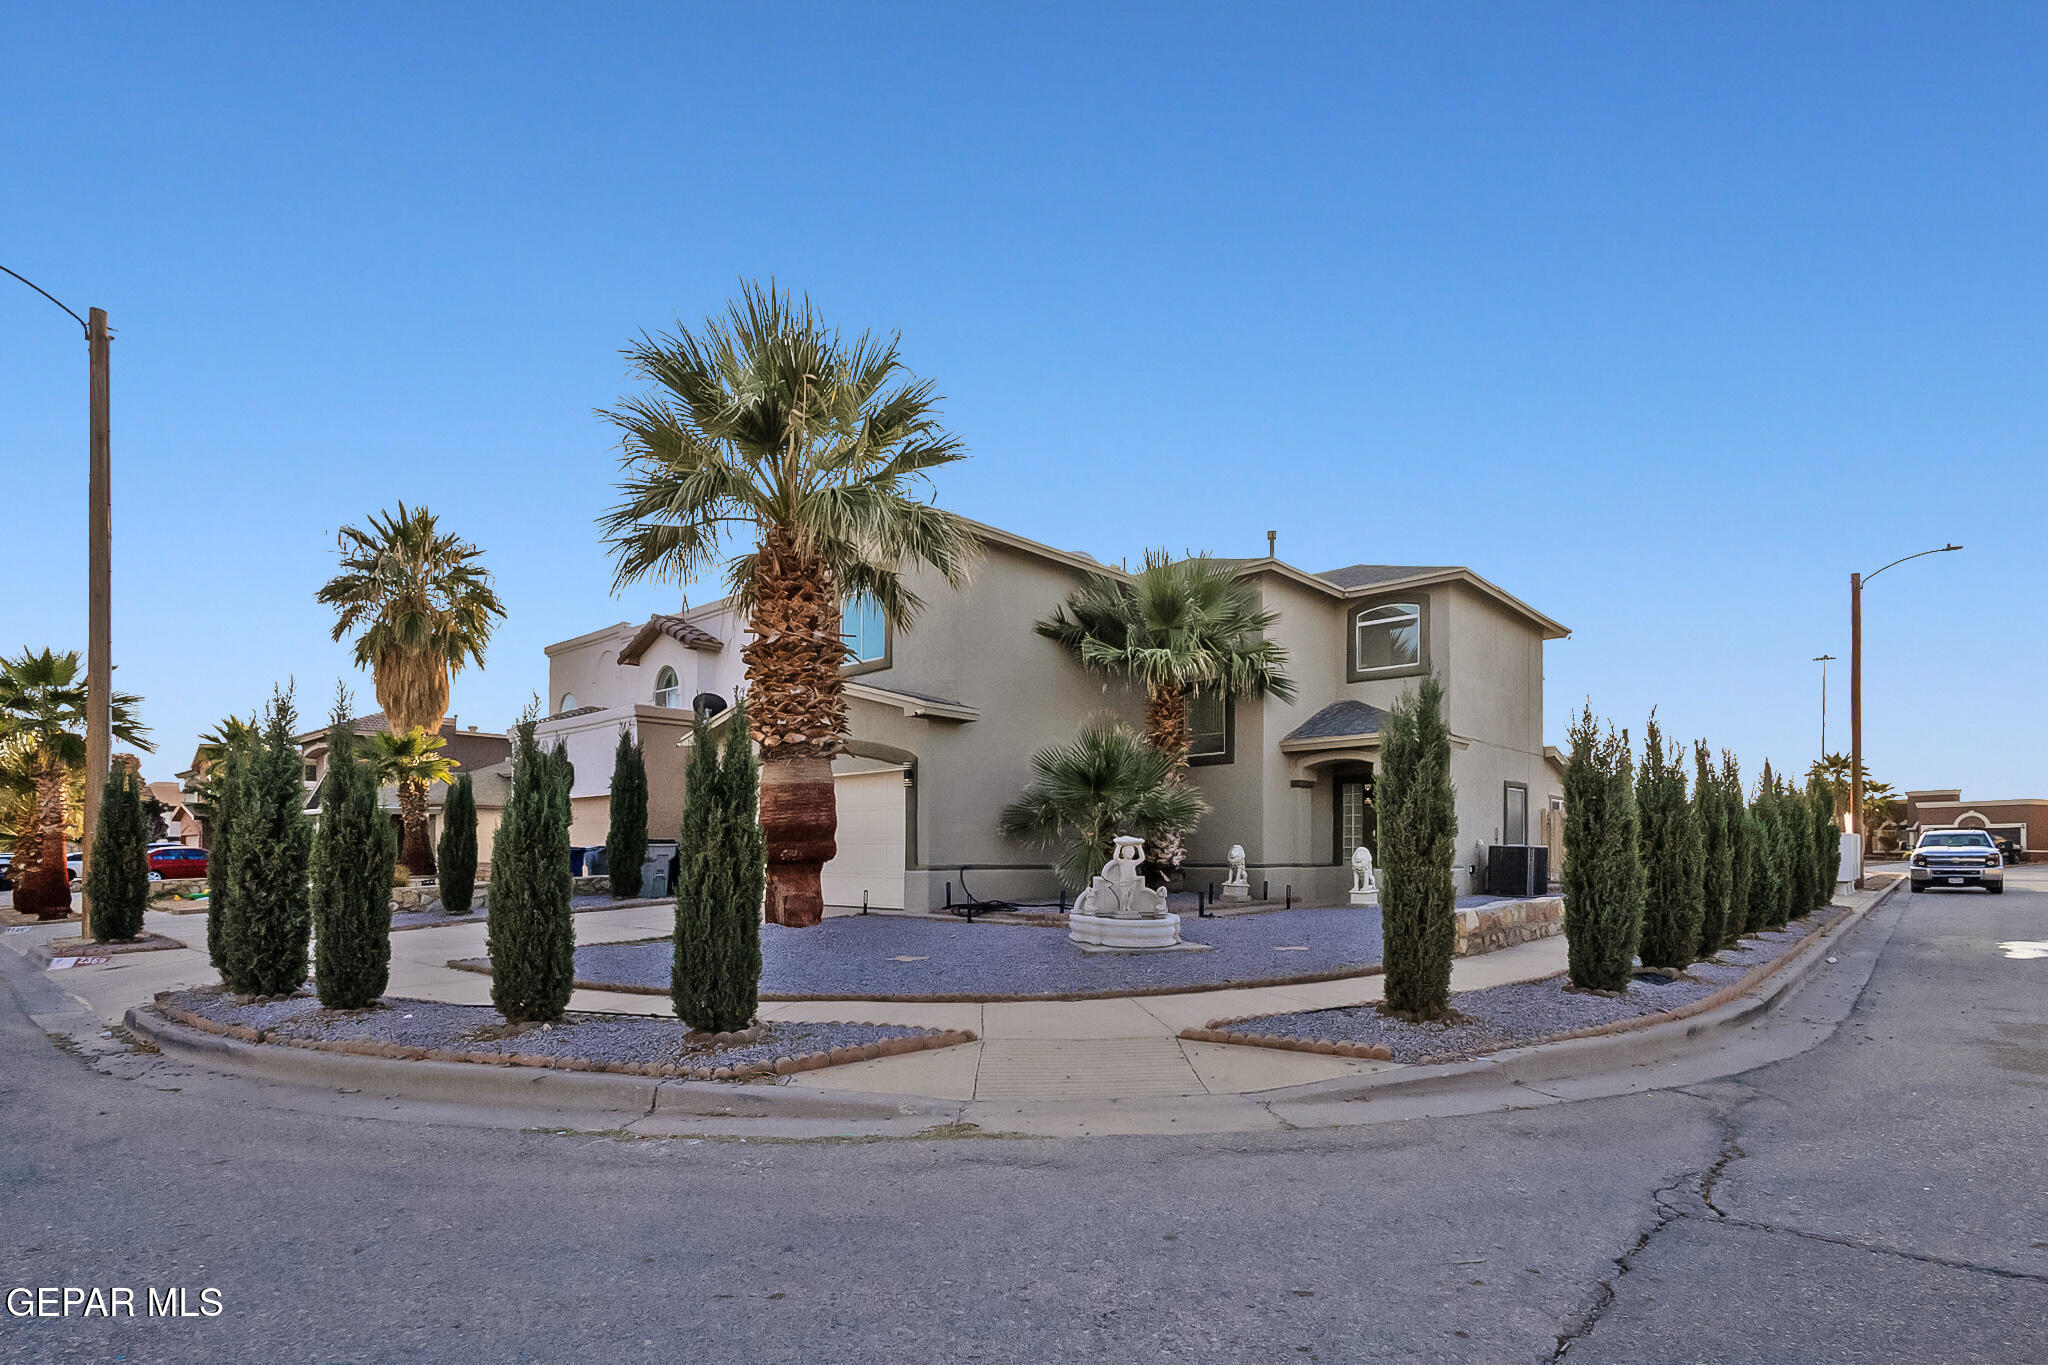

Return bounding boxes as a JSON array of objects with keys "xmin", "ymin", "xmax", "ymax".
[
  {"xmin": 317, "ymin": 504, "xmax": 504, "ymax": 874},
  {"xmin": 600, "ymin": 282, "xmax": 978, "ymax": 927},
  {"xmin": 0, "ymin": 648, "xmax": 151, "ymax": 918},
  {"xmin": 187, "ymin": 714, "xmax": 258, "ymax": 843},
  {"xmin": 999, "ymin": 721, "xmax": 1209, "ymax": 891},
  {"xmin": 1036, "ymin": 549, "xmax": 1296, "ymax": 760},
  {"xmin": 1806, "ymin": 752, "xmax": 1858, "ymax": 822},
  {"xmin": 370, "ymin": 727, "xmax": 459, "ymax": 877}
]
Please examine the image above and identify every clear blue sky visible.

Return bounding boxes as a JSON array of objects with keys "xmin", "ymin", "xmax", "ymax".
[{"xmin": 5, "ymin": 4, "xmax": 2042, "ymax": 799}]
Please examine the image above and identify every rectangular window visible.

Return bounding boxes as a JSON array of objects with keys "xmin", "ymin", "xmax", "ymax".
[
  {"xmin": 1354, "ymin": 602, "xmax": 1422, "ymax": 672},
  {"xmin": 1187, "ymin": 689, "xmax": 1232, "ymax": 764},
  {"xmin": 842, "ymin": 598, "xmax": 888, "ymax": 668},
  {"xmin": 1504, "ymin": 782, "xmax": 1529, "ymax": 846},
  {"xmin": 1338, "ymin": 779, "xmax": 1374, "ymax": 858}
]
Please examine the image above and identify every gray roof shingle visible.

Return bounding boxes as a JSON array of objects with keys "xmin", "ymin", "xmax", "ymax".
[
  {"xmin": 1314, "ymin": 564, "xmax": 1458, "ymax": 590},
  {"xmin": 1283, "ymin": 700, "xmax": 1389, "ymax": 743}
]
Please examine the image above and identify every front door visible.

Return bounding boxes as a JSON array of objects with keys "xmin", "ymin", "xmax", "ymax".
[{"xmin": 1336, "ymin": 771, "xmax": 1376, "ymax": 862}]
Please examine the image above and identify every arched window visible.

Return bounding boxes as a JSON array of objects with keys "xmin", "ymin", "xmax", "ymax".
[
  {"xmin": 558, "ymin": 693, "xmax": 577, "ymax": 713},
  {"xmin": 653, "ymin": 666, "xmax": 681, "ymax": 709}
]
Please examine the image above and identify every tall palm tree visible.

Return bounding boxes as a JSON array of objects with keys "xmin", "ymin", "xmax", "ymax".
[
  {"xmin": 0, "ymin": 649, "xmax": 150, "ymax": 918},
  {"xmin": 317, "ymin": 504, "xmax": 504, "ymax": 874},
  {"xmin": 599, "ymin": 282, "xmax": 977, "ymax": 927},
  {"xmin": 998, "ymin": 721, "xmax": 1210, "ymax": 890},
  {"xmin": 1036, "ymin": 549, "xmax": 1296, "ymax": 760},
  {"xmin": 370, "ymin": 726, "xmax": 459, "ymax": 876}
]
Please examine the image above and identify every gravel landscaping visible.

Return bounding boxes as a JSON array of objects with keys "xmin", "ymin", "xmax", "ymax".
[
  {"xmin": 451, "ymin": 905, "xmax": 1389, "ymax": 1001},
  {"xmin": 389, "ymin": 893, "xmax": 668, "ymax": 932},
  {"xmin": 153, "ymin": 987, "xmax": 969, "ymax": 1080},
  {"xmin": 1201, "ymin": 910, "xmax": 1845, "ymax": 1064}
]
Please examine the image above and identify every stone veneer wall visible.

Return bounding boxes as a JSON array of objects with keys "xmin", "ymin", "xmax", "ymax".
[{"xmin": 1454, "ymin": 896, "xmax": 1564, "ymax": 957}]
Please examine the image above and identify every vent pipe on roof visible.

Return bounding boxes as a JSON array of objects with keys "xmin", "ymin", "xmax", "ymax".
[{"xmin": 1267, "ymin": 530, "xmax": 1277, "ymax": 558}]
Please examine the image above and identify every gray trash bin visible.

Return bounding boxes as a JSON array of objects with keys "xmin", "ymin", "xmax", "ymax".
[{"xmin": 639, "ymin": 841, "xmax": 677, "ymax": 900}]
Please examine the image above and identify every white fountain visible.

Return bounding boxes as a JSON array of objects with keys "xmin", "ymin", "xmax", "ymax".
[{"xmin": 1067, "ymin": 836, "xmax": 1184, "ymax": 950}]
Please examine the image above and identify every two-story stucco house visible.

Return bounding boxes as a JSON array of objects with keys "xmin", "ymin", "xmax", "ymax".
[{"xmin": 538, "ymin": 519, "xmax": 1568, "ymax": 912}]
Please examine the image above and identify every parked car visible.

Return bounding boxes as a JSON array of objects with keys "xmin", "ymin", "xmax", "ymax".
[
  {"xmin": 1995, "ymin": 836, "xmax": 2026, "ymax": 865},
  {"xmin": 67, "ymin": 852, "xmax": 85, "ymax": 887},
  {"xmin": 147, "ymin": 846, "xmax": 209, "ymax": 881},
  {"xmin": 0, "ymin": 853, "xmax": 11, "ymax": 892},
  {"xmin": 1909, "ymin": 829, "xmax": 2004, "ymax": 894}
]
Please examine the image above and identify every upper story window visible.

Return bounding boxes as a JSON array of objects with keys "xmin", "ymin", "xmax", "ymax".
[
  {"xmin": 1187, "ymin": 688, "xmax": 1233, "ymax": 765},
  {"xmin": 842, "ymin": 597, "xmax": 889, "ymax": 672},
  {"xmin": 558, "ymin": 692, "xmax": 578, "ymax": 713},
  {"xmin": 1348, "ymin": 597, "xmax": 1427, "ymax": 681},
  {"xmin": 653, "ymin": 666, "xmax": 681, "ymax": 709}
]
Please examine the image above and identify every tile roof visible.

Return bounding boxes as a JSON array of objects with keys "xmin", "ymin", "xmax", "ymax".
[
  {"xmin": 1283, "ymin": 700, "xmax": 1390, "ymax": 743},
  {"xmin": 617, "ymin": 613, "xmax": 724, "ymax": 665},
  {"xmin": 542, "ymin": 705, "xmax": 604, "ymax": 722},
  {"xmin": 1314, "ymin": 564, "xmax": 1459, "ymax": 590}
]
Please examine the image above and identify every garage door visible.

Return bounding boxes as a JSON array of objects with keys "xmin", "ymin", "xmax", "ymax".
[{"xmin": 822, "ymin": 764, "xmax": 908, "ymax": 910}]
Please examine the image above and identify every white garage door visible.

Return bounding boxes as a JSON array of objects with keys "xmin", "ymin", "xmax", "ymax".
[{"xmin": 822, "ymin": 764, "xmax": 908, "ymax": 910}]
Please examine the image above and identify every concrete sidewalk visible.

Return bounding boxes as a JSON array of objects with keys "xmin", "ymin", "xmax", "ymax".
[
  {"xmin": 6, "ymin": 896, "xmax": 1566, "ymax": 1104},
  {"xmin": 7, "ymin": 879, "xmax": 1899, "ymax": 1138}
]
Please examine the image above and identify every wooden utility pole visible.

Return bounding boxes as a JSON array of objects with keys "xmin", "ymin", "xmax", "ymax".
[{"xmin": 80, "ymin": 307, "xmax": 111, "ymax": 939}]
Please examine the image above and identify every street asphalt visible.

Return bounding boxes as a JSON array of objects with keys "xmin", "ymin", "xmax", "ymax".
[{"xmin": 1, "ymin": 870, "xmax": 2042, "ymax": 1363}]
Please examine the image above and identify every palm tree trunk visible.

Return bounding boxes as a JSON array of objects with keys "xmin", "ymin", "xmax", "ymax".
[
  {"xmin": 1145, "ymin": 683, "xmax": 1193, "ymax": 764},
  {"xmin": 21, "ymin": 754, "xmax": 72, "ymax": 919},
  {"xmin": 742, "ymin": 525, "xmax": 844, "ymax": 928},
  {"xmin": 398, "ymin": 776, "xmax": 435, "ymax": 877}
]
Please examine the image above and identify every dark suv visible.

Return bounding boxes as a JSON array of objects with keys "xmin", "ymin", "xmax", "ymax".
[{"xmin": 1910, "ymin": 830, "xmax": 2004, "ymax": 894}]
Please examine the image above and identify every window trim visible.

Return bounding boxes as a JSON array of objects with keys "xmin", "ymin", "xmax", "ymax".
[
  {"xmin": 840, "ymin": 599, "xmax": 893, "ymax": 678},
  {"xmin": 1186, "ymin": 689, "xmax": 1235, "ymax": 767},
  {"xmin": 652, "ymin": 665, "xmax": 681, "ymax": 709},
  {"xmin": 1346, "ymin": 593, "xmax": 1430, "ymax": 682}
]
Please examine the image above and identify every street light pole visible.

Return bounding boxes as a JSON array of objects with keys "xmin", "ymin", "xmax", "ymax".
[
  {"xmin": 1813, "ymin": 654, "xmax": 1836, "ymax": 756},
  {"xmin": 2, "ymin": 266, "xmax": 109, "ymax": 934},
  {"xmin": 83, "ymin": 307, "xmax": 112, "ymax": 941},
  {"xmin": 1849, "ymin": 544, "xmax": 1961, "ymax": 889}
]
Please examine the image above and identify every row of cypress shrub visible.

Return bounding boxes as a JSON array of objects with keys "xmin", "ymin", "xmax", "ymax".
[{"xmin": 1562, "ymin": 705, "xmax": 1843, "ymax": 992}]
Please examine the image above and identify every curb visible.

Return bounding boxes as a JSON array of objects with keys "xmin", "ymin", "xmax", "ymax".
[
  {"xmin": 31, "ymin": 933, "xmax": 185, "ymax": 966},
  {"xmin": 124, "ymin": 1000, "xmax": 973, "ymax": 1120},
  {"xmin": 442, "ymin": 956, "xmax": 1391, "ymax": 1005},
  {"xmin": 1234, "ymin": 877, "xmax": 1904, "ymax": 1108}
]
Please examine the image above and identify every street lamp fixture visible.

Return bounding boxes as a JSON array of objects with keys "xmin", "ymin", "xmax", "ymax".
[{"xmin": 1850, "ymin": 543, "xmax": 1962, "ymax": 887}]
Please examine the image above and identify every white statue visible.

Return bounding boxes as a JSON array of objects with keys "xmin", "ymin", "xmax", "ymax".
[
  {"xmin": 1221, "ymin": 843, "xmax": 1251, "ymax": 901},
  {"xmin": 1349, "ymin": 846, "xmax": 1379, "ymax": 906},
  {"xmin": 1069, "ymin": 835, "xmax": 1181, "ymax": 949}
]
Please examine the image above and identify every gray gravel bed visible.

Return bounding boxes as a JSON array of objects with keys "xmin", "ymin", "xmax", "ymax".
[
  {"xmin": 1222, "ymin": 912, "xmax": 1840, "ymax": 1063},
  {"xmin": 544, "ymin": 905, "xmax": 1388, "ymax": 1001},
  {"xmin": 390, "ymin": 893, "xmax": 666, "ymax": 932},
  {"xmin": 158, "ymin": 988, "xmax": 953, "ymax": 1072}
]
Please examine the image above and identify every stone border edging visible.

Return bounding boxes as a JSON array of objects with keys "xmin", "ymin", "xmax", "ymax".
[
  {"xmin": 1206, "ymin": 877, "xmax": 1904, "ymax": 1104},
  {"xmin": 441, "ymin": 957, "xmax": 1390, "ymax": 1005},
  {"xmin": 142, "ymin": 992, "xmax": 976, "ymax": 1084}
]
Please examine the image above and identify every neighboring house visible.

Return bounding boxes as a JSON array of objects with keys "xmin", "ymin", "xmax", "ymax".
[
  {"xmin": 146, "ymin": 781, "xmax": 203, "ymax": 846},
  {"xmin": 1901, "ymin": 789, "xmax": 2041, "ymax": 859},
  {"xmin": 541, "ymin": 519, "xmax": 1569, "ymax": 912},
  {"xmin": 296, "ymin": 714, "xmax": 514, "ymax": 856}
]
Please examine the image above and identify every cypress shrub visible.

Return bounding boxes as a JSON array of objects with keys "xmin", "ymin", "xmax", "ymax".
[
  {"xmin": 311, "ymin": 707, "xmax": 397, "ymax": 1009},
  {"xmin": 204, "ymin": 748, "xmax": 244, "ymax": 975},
  {"xmin": 672, "ymin": 706, "xmax": 765, "ymax": 1033},
  {"xmin": 1722, "ymin": 751, "xmax": 1752, "ymax": 948},
  {"xmin": 1745, "ymin": 766, "xmax": 1781, "ymax": 933},
  {"xmin": 1787, "ymin": 776, "xmax": 1821, "ymax": 918},
  {"xmin": 1635, "ymin": 716, "xmax": 1703, "ymax": 971},
  {"xmin": 1752, "ymin": 765, "xmax": 1795, "ymax": 930},
  {"xmin": 1376, "ymin": 678, "xmax": 1458, "ymax": 1020},
  {"xmin": 436, "ymin": 774, "xmax": 478, "ymax": 915},
  {"xmin": 1692, "ymin": 742, "xmax": 1731, "ymax": 959},
  {"xmin": 224, "ymin": 689, "xmax": 314, "ymax": 996},
  {"xmin": 85, "ymin": 764, "xmax": 151, "ymax": 943},
  {"xmin": 487, "ymin": 712, "xmax": 575, "ymax": 1023},
  {"xmin": 1562, "ymin": 706, "xmax": 1645, "ymax": 992},
  {"xmin": 606, "ymin": 726, "xmax": 649, "ymax": 899}
]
